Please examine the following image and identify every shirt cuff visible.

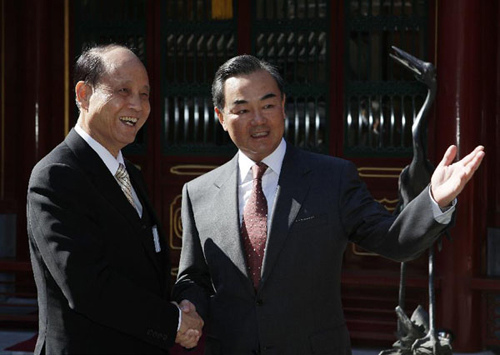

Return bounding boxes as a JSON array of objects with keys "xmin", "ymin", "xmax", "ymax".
[
  {"xmin": 428, "ymin": 187, "xmax": 456, "ymax": 224},
  {"xmin": 172, "ymin": 302, "xmax": 182, "ymax": 332}
]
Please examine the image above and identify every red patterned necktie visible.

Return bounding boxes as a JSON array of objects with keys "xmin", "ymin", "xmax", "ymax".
[{"xmin": 241, "ymin": 162, "xmax": 268, "ymax": 288}]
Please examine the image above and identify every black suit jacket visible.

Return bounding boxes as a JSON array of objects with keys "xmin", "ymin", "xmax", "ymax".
[
  {"xmin": 173, "ymin": 143, "xmax": 451, "ymax": 355},
  {"xmin": 27, "ymin": 129, "xmax": 178, "ymax": 354}
]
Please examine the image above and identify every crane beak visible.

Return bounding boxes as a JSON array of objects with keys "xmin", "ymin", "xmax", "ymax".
[{"xmin": 390, "ymin": 46, "xmax": 426, "ymax": 77}]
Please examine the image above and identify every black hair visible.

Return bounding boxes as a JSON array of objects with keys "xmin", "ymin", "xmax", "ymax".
[
  {"xmin": 73, "ymin": 43, "xmax": 130, "ymax": 87},
  {"xmin": 211, "ymin": 55, "xmax": 284, "ymax": 110}
]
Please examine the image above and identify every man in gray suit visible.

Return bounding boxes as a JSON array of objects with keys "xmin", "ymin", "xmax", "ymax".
[{"xmin": 173, "ymin": 55, "xmax": 484, "ymax": 354}]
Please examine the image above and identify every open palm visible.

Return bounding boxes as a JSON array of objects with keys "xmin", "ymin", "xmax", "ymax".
[{"xmin": 431, "ymin": 145, "xmax": 485, "ymax": 208}]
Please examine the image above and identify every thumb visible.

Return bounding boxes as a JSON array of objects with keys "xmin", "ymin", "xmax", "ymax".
[
  {"xmin": 437, "ymin": 145, "xmax": 457, "ymax": 169},
  {"xmin": 179, "ymin": 299, "xmax": 195, "ymax": 313}
]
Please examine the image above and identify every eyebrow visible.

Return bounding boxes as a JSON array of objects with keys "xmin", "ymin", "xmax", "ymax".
[
  {"xmin": 232, "ymin": 93, "xmax": 277, "ymax": 106},
  {"xmin": 260, "ymin": 93, "xmax": 277, "ymax": 101}
]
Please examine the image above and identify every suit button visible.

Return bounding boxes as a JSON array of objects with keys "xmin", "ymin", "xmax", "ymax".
[{"xmin": 256, "ymin": 299, "xmax": 263, "ymax": 306}]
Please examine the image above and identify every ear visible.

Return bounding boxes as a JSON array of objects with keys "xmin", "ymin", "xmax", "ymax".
[
  {"xmin": 281, "ymin": 94, "xmax": 286, "ymax": 118},
  {"xmin": 215, "ymin": 107, "xmax": 227, "ymax": 131},
  {"xmin": 75, "ymin": 81, "xmax": 92, "ymax": 110}
]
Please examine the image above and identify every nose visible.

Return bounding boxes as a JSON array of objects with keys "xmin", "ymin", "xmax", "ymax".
[
  {"xmin": 128, "ymin": 93, "xmax": 143, "ymax": 111},
  {"xmin": 251, "ymin": 110, "xmax": 266, "ymax": 125}
]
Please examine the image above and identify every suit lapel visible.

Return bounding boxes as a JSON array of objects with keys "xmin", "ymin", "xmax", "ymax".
[
  {"xmin": 260, "ymin": 145, "xmax": 313, "ymax": 288},
  {"xmin": 65, "ymin": 130, "xmax": 142, "ymax": 226},
  {"xmin": 210, "ymin": 156, "xmax": 252, "ymax": 283},
  {"xmin": 65, "ymin": 129, "xmax": 163, "ymax": 276}
]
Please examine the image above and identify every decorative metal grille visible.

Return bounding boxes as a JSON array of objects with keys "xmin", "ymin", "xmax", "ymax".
[
  {"xmin": 344, "ymin": 0, "xmax": 429, "ymax": 156},
  {"xmin": 73, "ymin": 0, "xmax": 148, "ymax": 155},
  {"xmin": 162, "ymin": 0, "xmax": 237, "ymax": 156},
  {"xmin": 254, "ymin": 0, "xmax": 329, "ymax": 153}
]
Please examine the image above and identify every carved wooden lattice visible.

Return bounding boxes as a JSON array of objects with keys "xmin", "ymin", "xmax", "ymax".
[{"xmin": 344, "ymin": 0, "xmax": 429, "ymax": 156}]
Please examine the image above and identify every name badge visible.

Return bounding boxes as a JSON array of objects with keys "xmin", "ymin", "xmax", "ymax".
[{"xmin": 152, "ymin": 225, "xmax": 161, "ymax": 253}]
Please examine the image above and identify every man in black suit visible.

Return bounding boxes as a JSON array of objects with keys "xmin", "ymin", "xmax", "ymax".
[
  {"xmin": 173, "ymin": 55, "xmax": 485, "ymax": 354},
  {"xmin": 27, "ymin": 44, "xmax": 203, "ymax": 354}
]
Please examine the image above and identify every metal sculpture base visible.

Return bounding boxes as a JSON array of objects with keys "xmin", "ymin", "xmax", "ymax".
[
  {"xmin": 378, "ymin": 305, "xmax": 452, "ymax": 355},
  {"xmin": 380, "ymin": 248, "xmax": 452, "ymax": 355}
]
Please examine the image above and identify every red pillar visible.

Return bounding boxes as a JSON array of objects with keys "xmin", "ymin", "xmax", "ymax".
[
  {"xmin": 1, "ymin": 0, "xmax": 65, "ymax": 260},
  {"xmin": 434, "ymin": 1, "xmax": 494, "ymax": 351}
]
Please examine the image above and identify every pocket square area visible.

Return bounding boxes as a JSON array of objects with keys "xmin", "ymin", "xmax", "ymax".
[{"xmin": 295, "ymin": 215, "xmax": 316, "ymax": 223}]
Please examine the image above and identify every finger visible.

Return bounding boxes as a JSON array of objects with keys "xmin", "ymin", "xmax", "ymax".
[
  {"xmin": 459, "ymin": 145, "xmax": 485, "ymax": 168},
  {"xmin": 179, "ymin": 299, "xmax": 189, "ymax": 310},
  {"xmin": 176, "ymin": 329, "xmax": 200, "ymax": 343},
  {"xmin": 462, "ymin": 149, "xmax": 485, "ymax": 181},
  {"xmin": 187, "ymin": 331, "xmax": 201, "ymax": 343},
  {"xmin": 437, "ymin": 145, "xmax": 456, "ymax": 168},
  {"xmin": 186, "ymin": 329, "xmax": 200, "ymax": 337},
  {"xmin": 472, "ymin": 149, "xmax": 485, "ymax": 170},
  {"xmin": 180, "ymin": 332, "xmax": 200, "ymax": 347},
  {"xmin": 179, "ymin": 299, "xmax": 194, "ymax": 312},
  {"xmin": 464, "ymin": 146, "xmax": 485, "ymax": 169},
  {"xmin": 181, "ymin": 339, "xmax": 200, "ymax": 350}
]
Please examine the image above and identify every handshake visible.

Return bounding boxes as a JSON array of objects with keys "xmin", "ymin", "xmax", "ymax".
[{"xmin": 175, "ymin": 299, "xmax": 204, "ymax": 349}]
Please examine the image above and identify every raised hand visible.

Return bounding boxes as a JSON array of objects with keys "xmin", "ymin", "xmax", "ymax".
[
  {"xmin": 431, "ymin": 145, "xmax": 485, "ymax": 208},
  {"xmin": 175, "ymin": 299, "xmax": 204, "ymax": 349}
]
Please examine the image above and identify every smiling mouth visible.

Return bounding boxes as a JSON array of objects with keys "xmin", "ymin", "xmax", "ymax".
[
  {"xmin": 120, "ymin": 116, "xmax": 138, "ymax": 126},
  {"xmin": 251, "ymin": 131, "xmax": 269, "ymax": 138}
]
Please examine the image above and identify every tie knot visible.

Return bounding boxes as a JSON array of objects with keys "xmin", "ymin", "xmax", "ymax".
[
  {"xmin": 116, "ymin": 163, "xmax": 128, "ymax": 180},
  {"xmin": 252, "ymin": 162, "xmax": 267, "ymax": 180}
]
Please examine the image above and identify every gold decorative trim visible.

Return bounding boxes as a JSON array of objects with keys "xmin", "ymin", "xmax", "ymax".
[
  {"xmin": 64, "ymin": 0, "xmax": 70, "ymax": 136},
  {"xmin": 169, "ymin": 194, "xmax": 182, "ymax": 250},
  {"xmin": 375, "ymin": 197, "xmax": 399, "ymax": 212},
  {"xmin": 357, "ymin": 167, "xmax": 403, "ymax": 179},
  {"xmin": 375, "ymin": 197, "xmax": 399, "ymax": 204},
  {"xmin": 170, "ymin": 164, "xmax": 218, "ymax": 176},
  {"xmin": 1, "ymin": 0, "xmax": 5, "ymax": 199},
  {"xmin": 212, "ymin": 0, "xmax": 233, "ymax": 20}
]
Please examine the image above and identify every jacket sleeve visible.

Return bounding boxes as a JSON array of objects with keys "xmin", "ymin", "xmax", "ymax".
[
  {"xmin": 172, "ymin": 183, "xmax": 213, "ymax": 321},
  {"xmin": 339, "ymin": 160, "xmax": 452, "ymax": 261}
]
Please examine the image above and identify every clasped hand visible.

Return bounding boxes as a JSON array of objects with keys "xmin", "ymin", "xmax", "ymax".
[
  {"xmin": 431, "ymin": 145, "xmax": 485, "ymax": 208},
  {"xmin": 175, "ymin": 299, "xmax": 204, "ymax": 349}
]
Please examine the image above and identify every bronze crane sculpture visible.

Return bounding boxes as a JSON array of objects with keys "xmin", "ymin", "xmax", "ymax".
[{"xmin": 379, "ymin": 46, "xmax": 452, "ymax": 355}]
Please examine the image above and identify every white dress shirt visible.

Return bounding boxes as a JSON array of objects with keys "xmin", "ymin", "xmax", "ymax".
[
  {"xmin": 74, "ymin": 124, "xmax": 143, "ymax": 217},
  {"xmin": 238, "ymin": 139, "xmax": 287, "ymax": 231}
]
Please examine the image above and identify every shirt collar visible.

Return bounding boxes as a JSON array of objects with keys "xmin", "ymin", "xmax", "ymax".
[
  {"xmin": 238, "ymin": 138, "xmax": 287, "ymax": 183},
  {"xmin": 74, "ymin": 123, "xmax": 125, "ymax": 176}
]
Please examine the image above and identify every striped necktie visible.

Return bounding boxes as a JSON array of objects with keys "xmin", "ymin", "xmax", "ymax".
[{"xmin": 115, "ymin": 163, "xmax": 136, "ymax": 209}]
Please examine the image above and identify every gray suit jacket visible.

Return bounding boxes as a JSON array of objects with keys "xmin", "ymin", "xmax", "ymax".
[{"xmin": 173, "ymin": 144, "xmax": 449, "ymax": 355}]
